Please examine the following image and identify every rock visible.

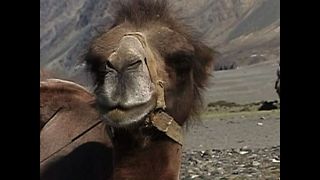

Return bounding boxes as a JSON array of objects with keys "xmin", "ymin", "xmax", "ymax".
[
  {"xmin": 180, "ymin": 146, "xmax": 280, "ymax": 179},
  {"xmin": 232, "ymin": 148, "xmax": 241, "ymax": 153},
  {"xmin": 257, "ymin": 122, "xmax": 263, "ymax": 126},
  {"xmin": 241, "ymin": 146, "xmax": 249, "ymax": 150},
  {"xmin": 248, "ymin": 154, "xmax": 258, "ymax": 159},
  {"xmin": 217, "ymin": 167, "xmax": 225, "ymax": 174},
  {"xmin": 202, "ymin": 150, "xmax": 212, "ymax": 157},
  {"xmin": 190, "ymin": 174, "xmax": 199, "ymax": 179},
  {"xmin": 252, "ymin": 161, "xmax": 260, "ymax": 166},
  {"xmin": 239, "ymin": 151, "xmax": 249, "ymax": 155},
  {"xmin": 272, "ymin": 159, "xmax": 280, "ymax": 163},
  {"xmin": 188, "ymin": 169, "xmax": 194, "ymax": 173},
  {"xmin": 259, "ymin": 101, "xmax": 279, "ymax": 111}
]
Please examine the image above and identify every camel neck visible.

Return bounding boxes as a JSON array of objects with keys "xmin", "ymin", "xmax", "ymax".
[{"xmin": 111, "ymin": 128, "xmax": 182, "ymax": 180}]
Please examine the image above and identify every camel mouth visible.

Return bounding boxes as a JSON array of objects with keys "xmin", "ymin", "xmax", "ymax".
[{"xmin": 99, "ymin": 98, "xmax": 156, "ymax": 128}]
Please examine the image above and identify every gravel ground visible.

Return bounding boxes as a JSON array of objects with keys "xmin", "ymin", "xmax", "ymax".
[
  {"xmin": 180, "ymin": 146, "xmax": 280, "ymax": 180},
  {"xmin": 180, "ymin": 110, "xmax": 280, "ymax": 179}
]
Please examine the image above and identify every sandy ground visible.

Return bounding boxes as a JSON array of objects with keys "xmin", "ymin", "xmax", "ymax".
[
  {"xmin": 183, "ymin": 110, "xmax": 280, "ymax": 151},
  {"xmin": 204, "ymin": 60, "xmax": 279, "ymax": 105}
]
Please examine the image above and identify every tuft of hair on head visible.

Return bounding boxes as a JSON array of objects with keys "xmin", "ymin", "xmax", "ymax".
[{"xmin": 113, "ymin": 0, "xmax": 173, "ymax": 28}]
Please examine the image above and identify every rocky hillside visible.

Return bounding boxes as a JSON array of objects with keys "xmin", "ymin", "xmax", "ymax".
[{"xmin": 40, "ymin": 0, "xmax": 280, "ymax": 84}]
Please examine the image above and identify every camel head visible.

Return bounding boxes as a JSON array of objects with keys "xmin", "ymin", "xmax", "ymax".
[{"xmin": 85, "ymin": 0, "xmax": 214, "ymax": 129}]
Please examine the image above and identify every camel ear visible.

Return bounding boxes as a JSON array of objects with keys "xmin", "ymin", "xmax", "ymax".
[{"xmin": 192, "ymin": 42, "xmax": 215, "ymax": 88}]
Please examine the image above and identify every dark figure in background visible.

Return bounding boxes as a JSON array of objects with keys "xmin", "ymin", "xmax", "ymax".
[{"xmin": 275, "ymin": 63, "xmax": 280, "ymax": 98}]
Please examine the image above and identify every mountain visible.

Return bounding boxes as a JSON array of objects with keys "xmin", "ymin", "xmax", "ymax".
[{"xmin": 40, "ymin": 0, "xmax": 280, "ymax": 85}]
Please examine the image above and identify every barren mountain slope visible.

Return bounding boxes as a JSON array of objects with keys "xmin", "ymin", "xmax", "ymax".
[{"xmin": 40, "ymin": 0, "xmax": 280, "ymax": 84}]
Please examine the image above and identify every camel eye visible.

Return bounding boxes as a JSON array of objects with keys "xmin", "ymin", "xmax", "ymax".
[{"xmin": 104, "ymin": 60, "xmax": 120, "ymax": 74}]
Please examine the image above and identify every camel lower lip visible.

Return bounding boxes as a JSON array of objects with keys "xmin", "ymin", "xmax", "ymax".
[
  {"xmin": 100, "ymin": 102, "xmax": 155, "ymax": 128},
  {"xmin": 102, "ymin": 109, "xmax": 148, "ymax": 127}
]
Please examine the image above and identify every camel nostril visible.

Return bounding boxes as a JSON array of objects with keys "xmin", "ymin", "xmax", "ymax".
[
  {"xmin": 127, "ymin": 60, "xmax": 142, "ymax": 70},
  {"xmin": 106, "ymin": 60, "xmax": 118, "ymax": 72}
]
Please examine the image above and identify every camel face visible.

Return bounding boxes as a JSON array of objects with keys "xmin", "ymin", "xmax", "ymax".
[
  {"xmin": 85, "ymin": 1, "xmax": 215, "ymax": 129},
  {"xmin": 93, "ymin": 35, "xmax": 157, "ymax": 127},
  {"xmin": 86, "ymin": 23, "xmax": 215, "ymax": 127}
]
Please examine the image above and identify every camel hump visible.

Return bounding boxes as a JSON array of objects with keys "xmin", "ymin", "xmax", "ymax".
[
  {"xmin": 40, "ymin": 79, "xmax": 111, "ymax": 164},
  {"xmin": 40, "ymin": 78, "xmax": 92, "ymax": 96},
  {"xmin": 40, "ymin": 79, "xmax": 95, "ymax": 129}
]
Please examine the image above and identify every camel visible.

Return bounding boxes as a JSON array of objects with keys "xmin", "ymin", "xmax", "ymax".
[{"xmin": 40, "ymin": 0, "xmax": 215, "ymax": 179}]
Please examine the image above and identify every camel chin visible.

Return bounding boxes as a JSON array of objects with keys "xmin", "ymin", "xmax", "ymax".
[{"xmin": 100, "ymin": 98, "xmax": 156, "ymax": 128}]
